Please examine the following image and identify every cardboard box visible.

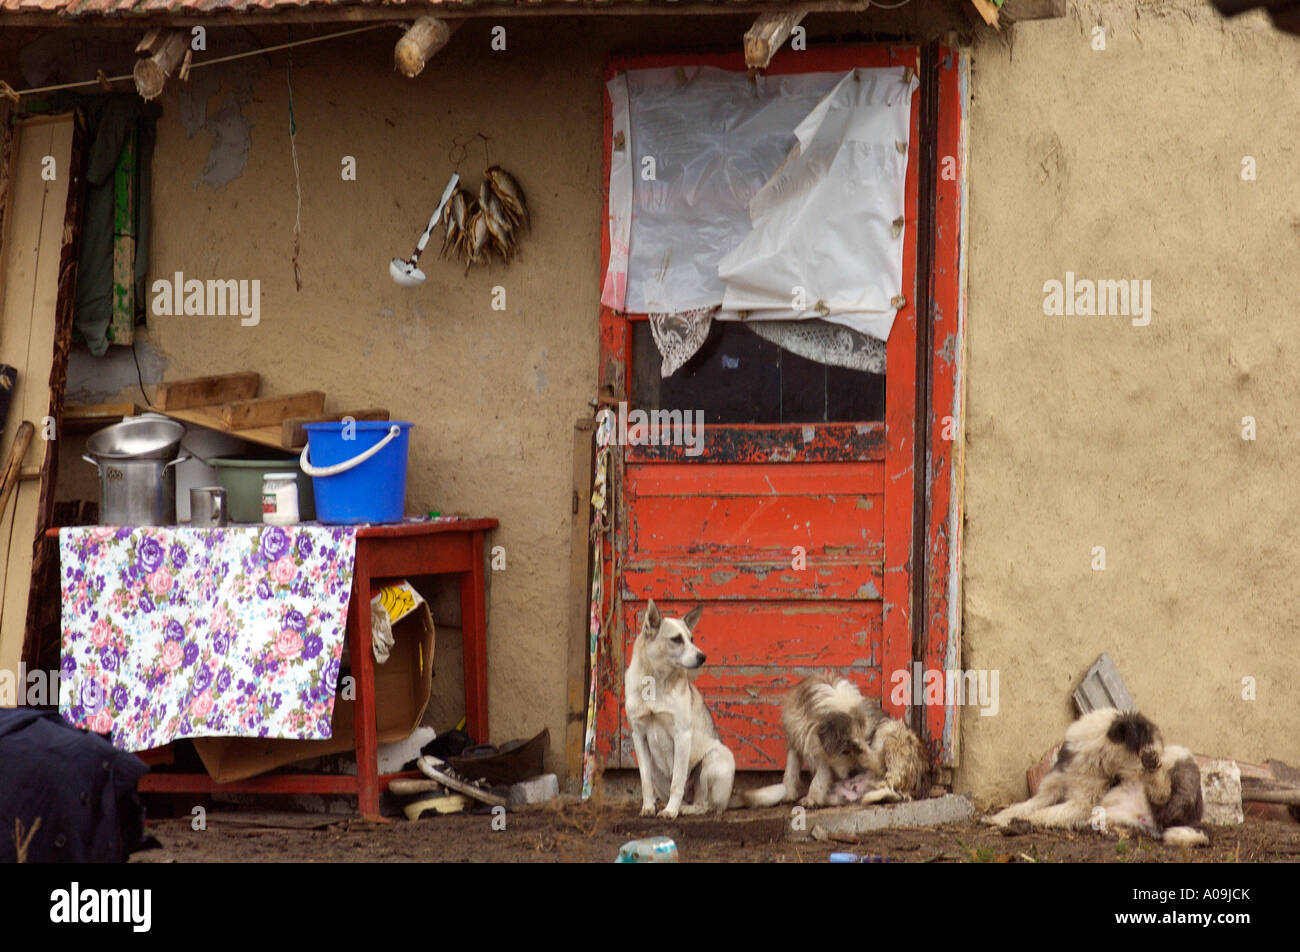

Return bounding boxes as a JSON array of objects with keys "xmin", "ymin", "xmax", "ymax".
[{"xmin": 192, "ymin": 602, "xmax": 436, "ymax": 783}]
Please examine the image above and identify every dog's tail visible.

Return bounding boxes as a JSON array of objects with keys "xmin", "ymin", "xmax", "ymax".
[
  {"xmin": 1162, "ymin": 826, "xmax": 1209, "ymax": 848},
  {"xmin": 741, "ymin": 783, "xmax": 791, "ymax": 808}
]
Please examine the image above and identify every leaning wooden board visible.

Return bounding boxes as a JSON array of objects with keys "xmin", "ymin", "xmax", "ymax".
[{"xmin": 0, "ymin": 115, "xmax": 74, "ymax": 690}]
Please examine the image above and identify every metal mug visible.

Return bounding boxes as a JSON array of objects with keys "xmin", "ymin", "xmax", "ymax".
[{"xmin": 190, "ymin": 486, "xmax": 228, "ymax": 528}]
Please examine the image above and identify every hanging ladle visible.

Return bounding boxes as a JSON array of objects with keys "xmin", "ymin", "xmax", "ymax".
[{"xmin": 389, "ymin": 172, "xmax": 460, "ymax": 288}]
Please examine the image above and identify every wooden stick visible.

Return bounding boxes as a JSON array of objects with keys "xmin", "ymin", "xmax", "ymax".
[
  {"xmin": 0, "ymin": 421, "xmax": 35, "ymax": 523},
  {"xmin": 744, "ymin": 9, "xmax": 808, "ymax": 70},
  {"xmin": 134, "ymin": 30, "xmax": 188, "ymax": 101}
]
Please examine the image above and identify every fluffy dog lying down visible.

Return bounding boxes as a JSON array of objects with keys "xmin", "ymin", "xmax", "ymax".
[
  {"xmin": 985, "ymin": 708, "xmax": 1207, "ymax": 847},
  {"xmin": 743, "ymin": 675, "xmax": 930, "ymax": 808}
]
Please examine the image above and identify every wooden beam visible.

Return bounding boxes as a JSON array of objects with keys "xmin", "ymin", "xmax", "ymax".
[
  {"xmin": 154, "ymin": 371, "xmax": 260, "ymax": 410},
  {"xmin": 1001, "ymin": 0, "xmax": 1067, "ymax": 23},
  {"xmin": 744, "ymin": 9, "xmax": 807, "ymax": 71},
  {"xmin": 219, "ymin": 390, "xmax": 325, "ymax": 429},
  {"xmin": 133, "ymin": 29, "xmax": 188, "ymax": 101},
  {"xmin": 281, "ymin": 408, "xmax": 389, "ymax": 449},
  {"xmin": 394, "ymin": 17, "xmax": 460, "ymax": 78},
  {"xmin": 0, "ymin": 0, "xmax": 882, "ymax": 29}
]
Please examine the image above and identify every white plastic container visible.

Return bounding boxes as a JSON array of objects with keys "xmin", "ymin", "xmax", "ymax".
[{"xmin": 261, "ymin": 472, "xmax": 300, "ymax": 526}]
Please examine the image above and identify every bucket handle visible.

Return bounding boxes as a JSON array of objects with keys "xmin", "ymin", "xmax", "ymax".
[{"xmin": 300, "ymin": 424, "xmax": 402, "ymax": 478}]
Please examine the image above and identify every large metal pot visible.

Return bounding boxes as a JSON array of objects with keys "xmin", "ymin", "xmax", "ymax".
[{"xmin": 83, "ymin": 416, "xmax": 190, "ymax": 525}]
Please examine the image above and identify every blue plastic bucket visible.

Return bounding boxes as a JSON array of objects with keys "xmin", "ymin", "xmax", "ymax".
[{"xmin": 300, "ymin": 421, "xmax": 413, "ymax": 524}]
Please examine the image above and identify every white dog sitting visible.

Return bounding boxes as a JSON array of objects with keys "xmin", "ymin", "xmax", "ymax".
[{"xmin": 624, "ymin": 600, "xmax": 735, "ymax": 819}]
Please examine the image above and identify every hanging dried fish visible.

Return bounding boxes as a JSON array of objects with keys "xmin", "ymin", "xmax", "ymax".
[
  {"xmin": 479, "ymin": 181, "xmax": 516, "ymax": 260},
  {"xmin": 463, "ymin": 206, "xmax": 490, "ymax": 273},
  {"xmin": 441, "ymin": 188, "xmax": 470, "ymax": 259},
  {"xmin": 485, "ymin": 166, "xmax": 529, "ymax": 230}
]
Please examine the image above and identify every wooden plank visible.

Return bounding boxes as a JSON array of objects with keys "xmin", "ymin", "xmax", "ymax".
[
  {"xmin": 565, "ymin": 419, "xmax": 596, "ymax": 784},
  {"xmin": 0, "ymin": 115, "xmax": 73, "ymax": 688},
  {"xmin": 629, "ymin": 493, "xmax": 884, "ymax": 556},
  {"xmin": 63, "ymin": 402, "xmax": 141, "ymax": 428},
  {"xmin": 625, "ymin": 421, "xmax": 885, "ymax": 464},
  {"xmin": 879, "ymin": 45, "xmax": 922, "ymax": 722},
  {"xmin": 620, "ymin": 557, "xmax": 883, "ymax": 601},
  {"xmin": 280, "ymin": 408, "xmax": 389, "ymax": 449},
  {"xmin": 0, "ymin": 104, "xmax": 13, "ymax": 317},
  {"xmin": 154, "ymin": 406, "xmax": 285, "ymax": 450},
  {"xmin": 924, "ymin": 45, "xmax": 969, "ymax": 767},
  {"xmin": 154, "ymin": 372, "xmax": 260, "ymax": 411},
  {"xmin": 744, "ymin": 9, "xmax": 808, "ymax": 70},
  {"xmin": 23, "ymin": 108, "xmax": 87, "ymax": 671},
  {"xmin": 628, "ymin": 461, "xmax": 883, "ymax": 497},
  {"xmin": 620, "ymin": 600, "xmax": 882, "ymax": 667},
  {"xmin": 219, "ymin": 390, "xmax": 324, "ymax": 430}
]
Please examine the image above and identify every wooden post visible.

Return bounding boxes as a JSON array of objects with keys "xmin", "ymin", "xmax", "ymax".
[
  {"xmin": 394, "ymin": 18, "xmax": 460, "ymax": 78},
  {"xmin": 133, "ymin": 31, "xmax": 188, "ymax": 101},
  {"xmin": 744, "ymin": 9, "xmax": 808, "ymax": 70}
]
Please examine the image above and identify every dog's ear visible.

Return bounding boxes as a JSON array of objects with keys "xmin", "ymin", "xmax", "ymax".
[
  {"xmin": 644, "ymin": 600, "xmax": 661, "ymax": 636},
  {"xmin": 681, "ymin": 605, "xmax": 703, "ymax": 633}
]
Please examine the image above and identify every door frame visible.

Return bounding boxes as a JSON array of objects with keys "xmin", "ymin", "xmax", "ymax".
[{"xmin": 594, "ymin": 43, "xmax": 967, "ymax": 768}]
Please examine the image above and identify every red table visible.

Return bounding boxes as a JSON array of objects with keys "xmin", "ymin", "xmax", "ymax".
[{"xmin": 50, "ymin": 518, "xmax": 498, "ymax": 819}]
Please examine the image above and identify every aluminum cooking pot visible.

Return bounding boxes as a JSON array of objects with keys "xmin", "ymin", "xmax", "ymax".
[{"xmin": 84, "ymin": 416, "xmax": 190, "ymax": 525}]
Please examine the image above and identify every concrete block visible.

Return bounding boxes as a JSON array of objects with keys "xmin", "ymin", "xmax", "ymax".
[
  {"xmin": 1200, "ymin": 759, "xmax": 1244, "ymax": 826},
  {"xmin": 788, "ymin": 794, "xmax": 974, "ymax": 840},
  {"xmin": 509, "ymin": 773, "xmax": 559, "ymax": 806}
]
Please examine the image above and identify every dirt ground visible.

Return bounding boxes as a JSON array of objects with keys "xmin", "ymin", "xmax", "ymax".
[{"xmin": 132, "ymin": 798, "xmax": 1300, "ymax": 864}]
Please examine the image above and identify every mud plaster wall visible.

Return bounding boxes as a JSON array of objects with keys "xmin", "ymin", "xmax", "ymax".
[
  {"xmin": 90, "ymin": 11, "xmax": 955, "ymax": 777},
  {"xmin": 957, "ymin": 2, "xmax": 1300, "ymax": 803},
  {"xmin": 14, "ymin": 2, "xmax": 1296, "ymax": 795}
]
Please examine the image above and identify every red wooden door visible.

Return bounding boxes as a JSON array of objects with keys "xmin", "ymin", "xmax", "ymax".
[{"xmin": 595, "ymin": 46, "xmax": 923, "ymax": 771}]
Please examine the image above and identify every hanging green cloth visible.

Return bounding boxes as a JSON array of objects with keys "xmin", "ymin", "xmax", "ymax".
[{"xmin": 69, "ymin": 94, "xmax": 159, "ymax": 357}]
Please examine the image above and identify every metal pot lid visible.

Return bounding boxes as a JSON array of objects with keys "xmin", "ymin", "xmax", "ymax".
[{"xmin": 86, "ymin": 416, "xmax": 186, "ymax": 461}]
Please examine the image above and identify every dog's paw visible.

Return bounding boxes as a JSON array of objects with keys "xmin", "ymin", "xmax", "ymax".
[
  {"xmin": 640, "ymin": 803, "xmax": 657, "ymax": 818},
  {"xmin": 996, "ymin": 818, "xmax": 1034, "ymax": 837},
  {"xmin": 658, "ymin": 806, "xmax": 680, "ymax": 820},
  {"xmin": 797, "ymin": 795, "xmax": 823, "ymax": 809}
]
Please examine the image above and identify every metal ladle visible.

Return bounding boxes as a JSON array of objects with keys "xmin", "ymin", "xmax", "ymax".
[{"xmin": 389, "ymin": 172, "xmax": 461, "ymax": 288}]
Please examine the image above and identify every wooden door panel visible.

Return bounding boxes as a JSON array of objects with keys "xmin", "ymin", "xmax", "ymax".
[
  {"xmin": 596, "ymin": 44, "xmax": 925, "ymax": 776},
  {"xmin": 619, "ymin": 600, "xmax": 883, "ymax": 666},
  {"xmin": 629, "ymin": 462, "xmax": 883, "ymax": 497},
  {"xmin": 621, "ymin": 559, "xmax": 883, "ymax": 602},
  {"xmin": 629, "ymin": 494, "xmax": 883, "ymax": 557}
]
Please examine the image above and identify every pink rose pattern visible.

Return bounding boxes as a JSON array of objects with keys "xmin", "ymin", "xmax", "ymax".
[{"xmin": 58, "ymin": 526, "xmax": 357, "ymax": 752}]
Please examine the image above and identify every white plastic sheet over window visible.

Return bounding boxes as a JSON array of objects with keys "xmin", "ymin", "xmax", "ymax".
[{"xmin": 604, "ymin": 65, "xmax": 917, "ymax": 344}]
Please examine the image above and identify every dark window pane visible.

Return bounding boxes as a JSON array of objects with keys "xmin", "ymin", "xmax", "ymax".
[{"xmin": 631, "ymin": 321, "xmax": 885, "ymax": 424}]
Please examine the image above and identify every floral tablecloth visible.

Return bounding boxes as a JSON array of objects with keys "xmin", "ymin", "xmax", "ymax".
[{"xmin": 58, "ymin": 524, "xmax": 357, "ymax": 752}]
